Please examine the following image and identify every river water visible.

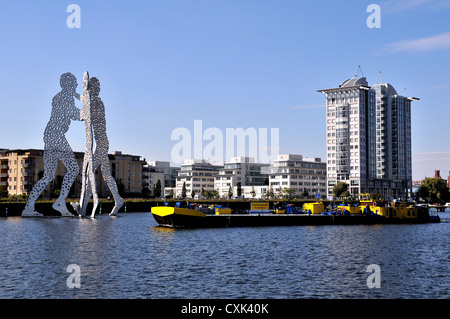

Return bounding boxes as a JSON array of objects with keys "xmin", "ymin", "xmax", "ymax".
[{"xmin": 0, "ymin": 210, "xmax": 448, "ymax": 299}]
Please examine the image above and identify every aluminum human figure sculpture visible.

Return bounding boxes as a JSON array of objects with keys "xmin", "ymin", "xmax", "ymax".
[
  {"xmin": 74, "ymin": 71, "xmax": 99, "ymax": 217},
  {"xmin": 22, "ymin": 73, "xmax": 81, "ymax": 217},
  {"xmin": 72, "ymin": 71, "xmax": 124, "ymax": 218}
]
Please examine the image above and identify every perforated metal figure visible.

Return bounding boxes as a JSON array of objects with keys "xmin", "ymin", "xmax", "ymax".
[
  {"xmin": 72, "ymin": 72, "xmax": 123, "ymax": 217},
  {"xmin": 22, "ymin": 73, "xmax": 81, "ymax": 217}
]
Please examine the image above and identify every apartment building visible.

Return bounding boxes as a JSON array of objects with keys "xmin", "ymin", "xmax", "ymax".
[
  {"xmin": 175, "ymin": 159, "xmax": 222, "ymax": 198},
  {"xmin": 268, "ymin": 154, "xmax": 327, "ymax": 198},
  {"xmin": 143, "ymin": 162, "xmax": 165, "ymax": 197},
  {"xmin": 0, "ymin": 149, "xmax": 144, "ymax": 198},
  {"xmin": 0, "ymin": 149, "xmax": 84, "ymax": 197},
  {"xmin": 214, "ymin": 156, "xmax": 270, "ymax": 198},
  {"xmin": 143, "ymin": 161, "xmax": 179, "ymax": 198},
  {"xmin": 318, "ymin": 76, "xmax": 417, "ymax": 198},
  {"xmin": 107, "ymin": 151, "xmax": 144, "ymax": 196}
]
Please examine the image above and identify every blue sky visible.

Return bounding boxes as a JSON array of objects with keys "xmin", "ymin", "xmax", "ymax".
[{"xmin": 1, "ymin": 0, "xmax": 450, "ymax": 180}]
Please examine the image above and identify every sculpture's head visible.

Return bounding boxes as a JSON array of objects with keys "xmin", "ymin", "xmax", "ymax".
[
  {"xmin": 82, "ymin": 71, "xmax": 89, "ymax": 93},
  {"xmin": 89, "ymin": 77, "xmax": 100, "ymax": 96},
  {"xmin": 60, "ymin": 72, "xmax": 78, "ymax": 93}
]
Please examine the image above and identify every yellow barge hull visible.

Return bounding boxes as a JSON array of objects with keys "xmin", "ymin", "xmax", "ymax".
[
  {"xmin": 151, "ymin": 207, "xmax": 207, "ymax": 228},
  {"xmin": 151, "ymin": 205, "xmax": 439, "ymax": 228}
]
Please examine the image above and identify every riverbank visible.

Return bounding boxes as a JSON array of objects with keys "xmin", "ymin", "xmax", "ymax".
[
  {"xmin": 0, "ymin": 198, "xmax": 331, "ymax": 217},
  {"xmin": 0, "ymin": 199, "xmax": 154, "ymax": 217}
]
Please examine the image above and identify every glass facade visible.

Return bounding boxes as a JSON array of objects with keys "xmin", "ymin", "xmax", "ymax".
[{"xmin": 319, "ymin": 77, "xmax": 415, "ymax": 199}]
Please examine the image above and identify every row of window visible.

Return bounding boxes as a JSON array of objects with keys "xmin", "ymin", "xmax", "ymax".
[
  {"xmin": 270, "ymin": 175, "xmax": 325, "ymax": 180},
  {"xmin": 271, "ymin": 181, "xmax": 326, "ymax": 186},
  {"xmin": 176, "ymin": 183, "xmax": 215, "ymax": 188}
]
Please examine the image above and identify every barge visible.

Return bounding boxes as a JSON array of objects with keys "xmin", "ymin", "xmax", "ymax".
[{"xmin": 151, "ymin": 195, "xmax": 440, "ymax": 228}]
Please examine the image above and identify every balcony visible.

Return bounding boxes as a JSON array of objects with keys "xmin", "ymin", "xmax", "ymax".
[{"xmin": 23, "ymin": 170, "xmax": 34, "ymax": 176}]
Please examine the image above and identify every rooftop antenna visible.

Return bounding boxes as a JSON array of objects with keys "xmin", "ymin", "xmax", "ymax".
[
  {"xmin": 356, "ymin": 53, "xmax": 364, "ymax": 78},
  {"xmin": 376, "ymin": 60, "xmax": 383, "ymax": 84}
]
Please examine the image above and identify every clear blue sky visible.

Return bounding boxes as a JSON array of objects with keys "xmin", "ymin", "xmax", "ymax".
[{"xmin": 1, "ymin": 0, "xmax": 449, "ymax": 180}]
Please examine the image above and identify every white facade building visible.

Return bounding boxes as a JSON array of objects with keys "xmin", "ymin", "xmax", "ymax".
[
  {"xmin": 175, "ymin": 159, "xmax": 222, "ymax": 198},
  {"xmin": 214, "ymin": 156, "xmax": 270, "ymax": 199},
  {"xmin": 318, "ymin": 76, "xmax": 417, "ymax": 199},
  {"xmin": 143, "ymin": 161, "xmax": 180, "ymax": 198},
  {"xmin": 268, "ymin": 154, "xmax": 327, "ymax": 198},
  {"xmin": 238, "ymin": 185, "xmax": 270, "ymax": 199}
]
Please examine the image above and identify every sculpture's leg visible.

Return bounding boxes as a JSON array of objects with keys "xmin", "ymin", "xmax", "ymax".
[
  {"xmin": 72, "ymin": 177, "xmax": 91, "ymax": 217},
  {"xmin": 90, "ymin": 188, "xmax": 99, "ymax": 218},
  {"xmin": 70, "ymin": 201, "xmax": 81, "ymax": 216},
  {"xmin": 87, "ymin": 162, "xmax": 98, "ymax": 218},
  {"xmin": 100, "ymin": 158, "xmax": 123, "ymax": 216},
  {"xmin": 81, "ymin": 181, "xmax": 91, "ymax": 216},
  {"xmin": 110, "ymin": 196, "xmax": 124, "ymax": 216},
  {"xmin": 53, "ymin": 151, "xmax": 79, "ymax": 216},
  {"xmin": 22, "ymin": 151, "xmax": 57, "ymax": 217},
  {"xmin": 78, "ymin": 155, "xmax": 90, "ymax": 216}
]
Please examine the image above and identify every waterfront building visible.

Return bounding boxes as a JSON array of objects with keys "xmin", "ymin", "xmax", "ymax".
[
  {"xmin": 318, "ymin": 76, "xmax": 417, "ymax": 199},
  {"xmin": 153, "ymin": 161, "xmax": 179, "ymax": 190},
  {"xmin": 175, "ymin": 159, "xmax": 222, "ymax": 198},
  {"xmin": 268, "ymin": 154, "xmax": 327, "ymax": 198},
  {"xmin": 236, "ymin": 185, "xmax": 270, "ymax": 199},
  {"xmin": 0, "ymin": 149, "xmax": 84, "ymax": 197},
  {"xmin": 143, "ymin": 161, "xmax": 180, "ymax": 198},
  {"xmin": 142, "ymin": 163, "xmax": 165, "ymax": 197},
  {"xmin": 214, "ymin": 156, "xmax": 270, "ymax": 199},
  {"xmin": 163, "ymin": 186, "xmax": 176, "ymax": 198},
  {"xmin": 103, "ymin": 151, "xmax": 145, "ymax": 196},
  {"xmin": 0, "ymin": 149, "xmax": 144, "ymax": 198}
]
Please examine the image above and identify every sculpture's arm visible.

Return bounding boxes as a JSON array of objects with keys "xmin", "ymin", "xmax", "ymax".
[
  {"xmin": 67, "ymin": 92, "xmax": 83, "ymax": 121},
  {"xmin": 68, "ymin": 101, "xmax": 82, "ymax": 121}
]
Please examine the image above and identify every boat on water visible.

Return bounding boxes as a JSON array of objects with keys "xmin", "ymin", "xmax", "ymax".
[{"xmin": 151, "ymin": 194, "xmax": 440, "ymax": 228}]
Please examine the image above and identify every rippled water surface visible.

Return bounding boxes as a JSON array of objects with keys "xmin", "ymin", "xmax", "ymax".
[{"xmin": 0, "ymin": 211, "xmax": 448, "ymax": 299}]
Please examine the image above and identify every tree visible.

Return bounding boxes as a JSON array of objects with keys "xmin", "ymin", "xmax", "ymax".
[
  {"xmin": 53, "ymin": 189, "xmax": 61, "ymax": 198},
  {"xmin": 332, "ymin": 182, "xmax": 349, "ymax": 198},
  {"xmin": 201, "ymin": 187, "xmax": 205, "ymax": 197},
  {"xmin": 181, "ymin": 182, "xmax": 187, "ymax": 199},
  {"xmin": 0, "ymin": 185, "xmax": 8, "ymax": 198},
  {"xmin": 168, "ymin": 189, "xmax": 174, "ymax": 199},
  {"xmin": 142, "ymin": 186, "xmax": 151, "ymax": 198},
  {"xmin": 155, "ymin": 179, "xmax": 162, "ymax": 198},
  {"xmin": 228, "ymin": 186, "xmax": 233, "ymax": 199},
  {"xmin": 236, "ymin": 182, "xmax": 242, "ymax": 197},
  {"xmin": 281, "ymin": 188, "xmax": 295, "ymax": 200},
  {"xmin": 250, "ymin": 187, "xmax": 256, "ymax": 198},
  {"xmin": 267, "ymin": 186, "xmax": 274, "ymax": 199},
  {"xmin": 116, "ymin": 178, "xmax": 125, "ymax": 197},
  {"xmin": 341, "ymin": 190, "xmax": 350, "ymax": 198},
  {"xmin": 191, "ymin": 189, "xmax": 195, "ymax": 199},
  {"xmin": 417, "ymin": 177, "xmax": 449, "ymax": 202},
  {"xmin": 52, "ymin": 175, "xmax": 64, "ymax": 198},
  {"xmin": 301, "ymin": 188, "xmax": 309, "ymax": 199}
]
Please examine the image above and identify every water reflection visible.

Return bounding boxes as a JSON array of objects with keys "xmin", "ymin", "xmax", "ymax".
[{"xmin": 0, "ymin": 212, "xmax": 448, "ymax": 298}]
